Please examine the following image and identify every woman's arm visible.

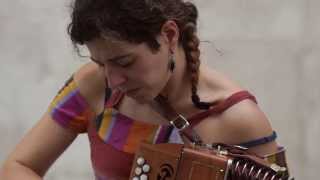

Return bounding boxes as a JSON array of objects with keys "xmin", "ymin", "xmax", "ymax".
[
  {"xmin": 0, "ymin": 62, "xmax": 105, "ymax": 179},
  {"xmin": 0, "ymin": 112, "xmax": 78, "ymax": 179}
]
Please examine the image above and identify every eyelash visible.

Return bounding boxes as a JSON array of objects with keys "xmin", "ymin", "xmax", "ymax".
[
  {"xmin": 116, "ymin": 59, "xmax": 133, "ymax": 67},
  {"xmin": 93, "ymin": 59, "xmax": 133, "ymax": 68}
]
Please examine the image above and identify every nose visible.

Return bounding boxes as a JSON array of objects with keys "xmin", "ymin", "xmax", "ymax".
[{"xmin": 104, "ymin": 66, "xmax": 127, "ymax": 90}]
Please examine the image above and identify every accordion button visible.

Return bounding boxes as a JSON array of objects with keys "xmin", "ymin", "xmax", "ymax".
[
  {"xmin": 135, "ymin": 167, "xmax": 142, "ymax": 175},
  {"xmin": 140, "ymin": 174, "xmax": 148, "ymax": 180},
  {"xmin": 142, "ymin": 164, "xmax": 150, "ymax": 173},
  {"xmin": 132, "ymin": 176, "xmax": 139, "ymax": 180},
  {"xmin": 137, "ymin": 157, "xmax": 145, "ymax": 165}
]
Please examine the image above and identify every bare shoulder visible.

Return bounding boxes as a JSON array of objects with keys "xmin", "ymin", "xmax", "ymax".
[
  {"xmin": 195, "ymin": 96, "xmax": 278, "ymax": 155},
  {"xmin": 73, "ymin": 62, "xmax": 106, "ymax": 112},
  {"xmin": 221, "ymin": 98, "xmax": 274, "ymax": 140},
  {"xmin": 220, "ymin": 99, "xmax": 278, "ymax": 154},
  {"xmin": 199, "ymin": 67, "xmax": 274, "ymax": 142}
]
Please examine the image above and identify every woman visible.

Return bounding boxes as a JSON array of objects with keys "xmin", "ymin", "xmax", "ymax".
[{"xmin": 0, "ymin": 0, "xmax": 289, "ymax": 179}]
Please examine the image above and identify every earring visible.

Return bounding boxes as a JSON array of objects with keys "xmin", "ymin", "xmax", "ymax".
[{"xmin": 168, "ymin": 50, "xmax": 175, "ymax": 72}]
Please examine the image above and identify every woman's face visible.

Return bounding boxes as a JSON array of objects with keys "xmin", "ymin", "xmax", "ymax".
[{"xmin": 86, "ymin": 37, "xmax": 172, "ymax": 103}]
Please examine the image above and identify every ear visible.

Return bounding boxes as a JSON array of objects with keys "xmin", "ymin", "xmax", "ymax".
[{"xmin": 159, "ymin": 20, "xmax": 180, "ymax": 51}]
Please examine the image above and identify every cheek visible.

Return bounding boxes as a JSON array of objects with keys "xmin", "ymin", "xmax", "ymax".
[
  {"xmin": 128, "ymin": 51, "xmax": 169, "ymax": 90},
  {"xmin": 143, "ymin": 58, "xmax": 170, "ymax": 90}
]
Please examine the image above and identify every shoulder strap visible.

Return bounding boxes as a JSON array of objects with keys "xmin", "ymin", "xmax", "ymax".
[
  {"xmin": 154, "ymin": 95, "xmax": 203, "ymax": 144},
  {"xmin": 153, "ymin": 91, "xmax": 257, "ymax": 144},
  {"xmin": 237, "ymin": 131, "xmax": 277, "ymax": 148},
  {"xmin": 187, "ymin": 90, "xmax": 257, "ymax": 128}
]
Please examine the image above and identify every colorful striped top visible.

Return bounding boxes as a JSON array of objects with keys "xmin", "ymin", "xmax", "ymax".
[
  {"xmin": 93, "ymin": 107, "xmax": 182, "ymax": 154},
  {"xmin": 48, "ymin": 76, "xmax": 289, "ymax": 179},
  {"xmin": 48, "ymin": 77, "xmax": 94, "ymax": 133}
]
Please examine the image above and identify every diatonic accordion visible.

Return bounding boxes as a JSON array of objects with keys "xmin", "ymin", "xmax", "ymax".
[{"xmin": 130, "ymin": 142, "xmax": 289, "ymax": 180}]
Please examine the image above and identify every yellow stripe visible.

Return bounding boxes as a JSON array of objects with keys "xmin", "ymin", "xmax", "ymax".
[
  {"xmin": 98, "ymin": 109, "xmax": 113, "ymax": 138},
  {"xmin": 49, "ymin": 81, "xmax": 77, "ymax": 111}
]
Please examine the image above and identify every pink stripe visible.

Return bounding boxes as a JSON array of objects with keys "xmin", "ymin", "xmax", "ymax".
[
  {"xmin": 51, "ymin": 91, "xmax": 89, "ymax": 126},
  {"xmin": 155, "ymin": 125, "xmax": 169, "ymax": 144},
  {"xmin": 106, "ymin": 113, "xmax": 133, "ymax": 150}
]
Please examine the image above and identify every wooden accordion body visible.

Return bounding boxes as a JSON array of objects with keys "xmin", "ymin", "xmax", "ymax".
[
  {"xmin": 130, "ymin": 143, "xmax": 232, "ymax": 180},
  {"xmin": 130, "ymin": 142, "xmax": 287, "ymax": 180}
]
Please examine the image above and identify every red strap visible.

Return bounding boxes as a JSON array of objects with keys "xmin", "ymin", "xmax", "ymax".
[
  {"xmin": 105, "ymin": 90, "xmax": 256, "ymax": 129},
  {"xmin": 187, "ymin": 91, "xmax": 257, "ymax": 128}
]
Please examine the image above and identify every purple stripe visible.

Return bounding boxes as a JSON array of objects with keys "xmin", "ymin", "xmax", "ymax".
[
  {"xmin": 168, "ymin": 128, "xmax": 184, "ymax": 144},
  {"xmin": 155, "ymin": 125, "xmax": 168, "ymax": 144},
  {"xmin": 106, "ymin": 113, "xmax": 133, "ymax": 150},
  {"xmin": 51, "ymin": 91, "xmax": 89, "ymax": 126},
  {"xmin": 55, "ymin": 88, "xmax": 78, "ymax": 109}
]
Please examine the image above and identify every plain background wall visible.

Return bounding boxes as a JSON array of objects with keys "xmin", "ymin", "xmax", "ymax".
[{"xmin": 1, "ymin": 0, "xmax": 319, "ymax": 179}]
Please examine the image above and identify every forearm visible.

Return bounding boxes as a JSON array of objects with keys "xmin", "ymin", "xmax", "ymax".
[{"xmin": 0, "ymin": 161, "xmax": 42, "ymax": 180}]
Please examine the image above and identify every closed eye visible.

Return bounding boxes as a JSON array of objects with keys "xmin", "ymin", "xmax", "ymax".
[
  {"xmin": 114, "ymin": 57, "xmax": 134, "ymax": 67},
  {"xmin": 90, "ymin": 54, "xmax": 133, "ymax": 68}
]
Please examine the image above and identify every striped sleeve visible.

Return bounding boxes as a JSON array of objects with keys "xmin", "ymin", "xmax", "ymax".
[{"xmin": 48, "ymin": 76, "xmax": 95, "ymax": 134}]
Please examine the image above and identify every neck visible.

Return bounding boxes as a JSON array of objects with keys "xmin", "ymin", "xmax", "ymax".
[{"xmin": 159, "ymin": 47, "xmax": 192, "ymax": 106}]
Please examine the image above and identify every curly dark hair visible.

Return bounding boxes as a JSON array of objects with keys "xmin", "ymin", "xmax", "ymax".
[{"xmin": 67, "ymin": 0, "xmax": 213, "ymax": 109}]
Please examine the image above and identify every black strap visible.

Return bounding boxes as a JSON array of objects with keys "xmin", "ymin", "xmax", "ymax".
[
  {"xmin": 153, "ymin": 95, "xmax": 203, "ymax": 144},
  {"xmin": 237, "ymin": 131, "xmax": 277, "ymax": 148}
]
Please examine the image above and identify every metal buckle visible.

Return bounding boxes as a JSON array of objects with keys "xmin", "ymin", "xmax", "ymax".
[
  {"xmin": 169, "ymin": 114, "xmax": 190, "ymax": 131},
  {"xmin": 233, "ymin": 145, "xmax": 249, "ymax": 150}
]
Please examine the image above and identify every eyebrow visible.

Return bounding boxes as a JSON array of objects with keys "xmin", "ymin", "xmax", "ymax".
[{"xmin": 90, "ymin": 53, "xmax": 132, "ymax": 63}]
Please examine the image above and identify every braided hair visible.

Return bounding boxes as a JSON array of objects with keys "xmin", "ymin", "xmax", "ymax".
[
  {"xmin": 180, "ymin": 3, "xmax": 214, "ymax": 109},
  {"xmin": 68, "ymin": 0, "xmax": 214, "ymax": 109}
]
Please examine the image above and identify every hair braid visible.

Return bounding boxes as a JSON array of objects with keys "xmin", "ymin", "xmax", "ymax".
[
  {"xmin": 68, "ymin": 0, "xmax": 214, "ymax": 109},
  {"xmin": 181, "ymin": 23, "xmax": 213, "ymax": 110}
]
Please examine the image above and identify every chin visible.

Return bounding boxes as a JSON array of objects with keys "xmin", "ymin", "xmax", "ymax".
[
  {"xmin": 127, "ymin": 89, "xmax": 157, "ymax": 104},
  {"xmin": 126, "ymin": 92, "xmax": 150, "ymax": 104},
  {"xmin": 127, "ymin": 97, "xmax": 148, "ymax": 105}
]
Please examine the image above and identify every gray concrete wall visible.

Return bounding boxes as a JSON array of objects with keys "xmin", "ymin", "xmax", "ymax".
[{"xmin": 1, "ymin": 0, "xmax": 319, "ymax": 179}]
